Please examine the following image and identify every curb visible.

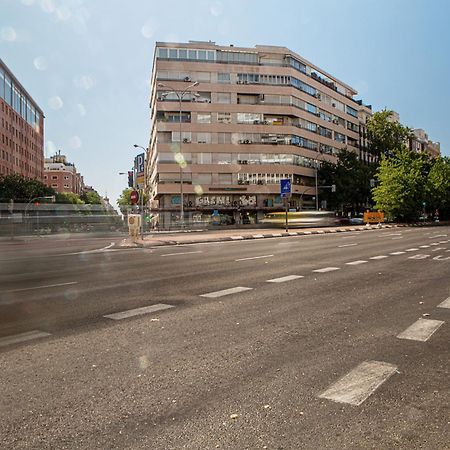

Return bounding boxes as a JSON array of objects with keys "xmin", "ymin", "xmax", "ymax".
[{"xmin": 119, "ymin": 224, "xmax": 399, "ymax": 248}]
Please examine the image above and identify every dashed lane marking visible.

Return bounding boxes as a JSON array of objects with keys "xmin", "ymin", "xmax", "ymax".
[
  {"xmin": 266, "ymin": 275, "xmax": 304, "ymax": 283},
  {"xmin": 370, "ymin": 255, "xmax": 388, "ymax": 260},
  {"xmin": 419, "ymin": 245, "xmax": 431, "ymax": 248},
  {"xmin": 405, "ymin": 248, "xmax": 420, "ymax": 252},
  {"xmin": 236, "ymin": 254, "xmax": 273, "ymax": 262},
  {"xmin": 338, "ymin": 243, "xmax": 358, "ymax": 248},
  {"xmin": 252, "ymin": 234, "xmax": 264, "ymax": 239},
  {"xmin": 432, "ymin": 247, "xmax": 445, "ymax": 252},
  {"xmin": 104, "ymin": 303, "xmax": 174, "ymax": 320},
  {"xmin": 161, "ymin": 251, "xmax": 202, "ymax": 257},
  {"xmin": 271, "ymin": 233, "xmax": 283, "ymax": 237},
  {"xmin": 230, "ymin": 236, "xmax": 244, "ymax": 240},
  {"xmin": 200, "ymin": 286, "xmax": 253, "ymax": 298},
  {"xmin": 397, "ymin": 318, "xmax": 445, "ymax": 342},
  {"xmin": 438, "ymin": 297, "xmax": 450, "ymax": 309},
  {"xmin": 408, "ymin": 254, "xmax": 431, "ymax": 260},
  {"xmin": 319, "ymin": 360, "xmax": 398, "ymax": 406},
  {"xmin": 346, "ymin": 260, "xmax": 368, "ymax": 265},
  {"xmin": 390, "ymin": 251, "xmax": 406, "ymax": 255},
  {"xmin": 288, "ymin": 232, "xmax": 298, "ymax": 236},
  {"xmin": 4, "ymin": 281, "xmax": 78, "ymax": 294},
  {"xmin": 313, "ymin": 267, "xmax": 340, "ymax": 273},
  {"xmin": 0, "ymin": 330, "xmax": 51, "ymax": 348},
  {"xmin": 429, "ymin": 234, "xmax": 447, "ymax": 239}
]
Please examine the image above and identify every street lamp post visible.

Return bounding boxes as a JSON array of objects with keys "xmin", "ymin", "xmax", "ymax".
[{"xmin": 157, "ymin": 81, "xmax": 199, "ymax": 228}]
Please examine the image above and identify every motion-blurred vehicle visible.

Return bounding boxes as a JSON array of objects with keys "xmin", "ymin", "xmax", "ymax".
[{"xmin": 261, "ymin": 211, "xmax": 339, "ymax": 227}]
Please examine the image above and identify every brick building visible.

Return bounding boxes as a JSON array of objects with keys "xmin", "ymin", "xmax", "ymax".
[
  {"xmin": 43, "ymin": 153, "xmax": 83, "ymax": 195},
  {"xmin": 0, "ymin": 58, "xmax": 44, "ymax": 181}
]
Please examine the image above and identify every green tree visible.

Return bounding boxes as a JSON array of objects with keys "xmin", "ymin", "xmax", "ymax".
[
  {"xmin": 55, "ymin": 192, "xmax": 84, "ymax": 204},
  {"xmin": 318, "ymin": 149, "xmax": 376, "ymax": 213},
  {"xmin": 80, "ymin": 190, "xmax": 102, "ymax": 205},
  {"xmin": 425, "ymin": 156, "xmax": 450, "ymax": 219},
  {"xmin": 373, "ymin": 147, "xmax": 430, "ymax": 222},
  {"xmin": 0, "ymin": 173, "xmax": 55, "ymax": 202},
  {"xmin": 117, "ymin": 188, "xmax": 148, "ymax": 212},
  {"xmin": 366, "ymin": 109, "xmax": 412, "ymax": 160}
]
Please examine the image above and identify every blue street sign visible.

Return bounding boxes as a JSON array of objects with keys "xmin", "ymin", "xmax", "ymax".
[
  {"xmin": 134, "ymin": 153, "xmax": 145, "ymax": 174},
  {"xmin": 280, "ymin": 179, "xmax": 291, "ymax": 198}
]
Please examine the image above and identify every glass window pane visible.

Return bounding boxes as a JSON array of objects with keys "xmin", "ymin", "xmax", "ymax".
[
  {"xmin": 158, "ymin": 48, "xmax": 168, "ymax": 58},
  {"xmin": 169, "ymin": 49, "xmax": 178, "ymax": 59},
  {"xmin": 178, "ymin": 49, "xmax": 187, "ymax": 59}
]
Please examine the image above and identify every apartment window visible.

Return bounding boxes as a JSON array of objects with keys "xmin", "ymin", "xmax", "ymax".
[
  {"xmin": 213, "ymin": 153, "xmax": 232, "ymax": 164},
  {"xmin": 193, "ymin": 173, "xmax": 212, "ymax": 184},
  {"xmin": 158, "ymin": 48, "xmax": 168, "ymax": 58},
  {"xmin": 237, "ymin": 113, "xmax": 262, "ymax": 124},
  {"xmin": 197, "ymin": 113, "xmax": 212, "ymax": 123},
  {"xmin": 172, "ymin": 131, "xmax": 192, "ymax": 143},
  {"xmin": 193, "ymin": 153, "xmax": 212, "ymax": 164},
  {"xmin": 217, "ymin": 112, "xmax": 231, "ymax": 124},
  {"xmin": 305, "ymin": 122, "xmax": 317, "ymax": 132},
  {"xmin": 319, "ymin": 126, "xmax": 332, "ymax": 139},
  {"xmin": 196, "ymin": 72, "xmax": 211, "ymax": 82},
  {"xmin": 346, "ymin": 105, "xmax": 358, "ymax": 117},
  {"xmin": 218, "ymin": 133, "xmax": 232, "ymax": 144},
  {"xmin": 51, "ymin": 183, "xmax": 57, "ymax": 188},
  {"xmin": 52, "ymin": 175, "xmax": 58, "ymax": 180},
  {"xmin": 218, "ymin": 173, "xmax": 232, "ymax": 184},
  {"xmin": 218, "ymin": 73, "xmax": 231, "ymax": 83},
  {"xmin": 64, "ymin": 175, "xmax": 69, "ymax": 180},
  {"xmin": 158, "ymin": 153, "xmax": 175, "ymax": 163},
  {"xmin": 217, "ymin": 93, "xmax": 231, "ymax": 104},
  {"xmin": 178, "ymin": 49, "xmax": 187, "ymax": 59},
  {"xmin": 306, "ymin": 103, "xmax": 317, "ymax": 114},
  {"xmin": 64, "ymin": 184, "xmax": 70, "ymax": 188},
  {"xmin": 197, "ymin": 133, "xmax": 211, "ymax": 144},
  {"xmin": 334, "ymin": 132, "xmax": 346, "ymax": 143}
]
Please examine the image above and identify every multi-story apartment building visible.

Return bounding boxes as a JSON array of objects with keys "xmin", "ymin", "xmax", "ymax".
[
  {"xmin": 0, "ymin": 58, "xmax": 44, "ymax": 181},
  {"xmin": 43, "ymin": 153, "xmax": 84, "ymax": 195},
  {"xmin": 147, "ymin": 41, "xmax": 368, "ymax": 226},
  {"xmin": 409, "ymin": 128, "xmax": 440, "ymax": 158}
]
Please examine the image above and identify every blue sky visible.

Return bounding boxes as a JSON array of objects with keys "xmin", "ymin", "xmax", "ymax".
[{"xmin": 1, "ymin": 0, "xmax": 449, "ymax": 206}]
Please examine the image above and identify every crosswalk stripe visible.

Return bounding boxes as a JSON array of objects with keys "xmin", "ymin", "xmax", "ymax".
[
  {"xmin": 438, "ymin": 297, "xmax": 450, "ymax": 309},
  {"xmin": 200, "ymin": 286, "xmax": 252, "ymax": 298},
  {"xmin": 104, "ymin": 304, "xmax": 174, "ymax": 320},
  {"xmin": 397, "ymin": 318, "xmax": 445, "ymax": 341},
  {"xmin": 266, "ymin": 275, "xmax": 304, "ymax": 283},
  {"xmin": 319, "ymin": 360, "xmax": 397, "ymax": 406}
]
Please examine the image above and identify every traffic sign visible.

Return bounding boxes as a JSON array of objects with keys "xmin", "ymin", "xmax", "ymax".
[
  {"xmin": 130, "ymin": 190, "xmax": 139, "ymax": 204},
  {"xmin": 280, "ymin": 179, "xmax": 291, "ymax": 198}
]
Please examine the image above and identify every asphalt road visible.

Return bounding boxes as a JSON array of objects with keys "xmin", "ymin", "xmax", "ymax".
[{"xmin": 0, "ymin": 227, "xmax": 449, "ymax": 449}]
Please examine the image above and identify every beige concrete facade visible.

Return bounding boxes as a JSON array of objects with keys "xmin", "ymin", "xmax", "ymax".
[{"xmin": 147, "ymin": 41, "xmax": 366, "ymax": 226}]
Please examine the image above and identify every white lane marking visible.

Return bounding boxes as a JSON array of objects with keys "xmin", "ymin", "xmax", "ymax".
[
  {"xmin": 319, "ymin": 361, "xmax": 397, "ymax": 406},
  {"xmin": 266, "ymin": 275, "xmax": 304, "ymax": 283},
  {"xmin": 313, "ymin": 267, "xmax": 340, "ymax": 273},
  {"xmin": 317, "ymin": 230, "xmax": 325, "ymax": 234},
  {"xmin": 4, "ymin": 281, "xmax": 78, "ymax": 294},
  {"xmin": 370, "ymin": 255, "xmax": 388, "ymax": 260},
  {"xmin": 104, "ymin": 303, "xmax": 174, "ymax": 320},
  {"xmin": 438, "ymin": 297, "xmax": 450, "ymax": 309},
  {"xmin": 405, "ymin": 248, "xmax": 419, "ymax": 252},
  {"xmin": 419, "ymin": 245, "xmax": 431, "ymax": 248},
  {"xmin": 231, "ymin": 236, "xmax": 244, "ymax": 240},
  {"xmin": 0, "ymin": 330, "xmax": 51, "ymax": 348},
  {"xmin": 161, "ymin": 251, "xmax": 202, "ymax": 257},
  {"xmin": 397, "ymin": 318, "xmax": 445, "ymax": 342},
  {"xmin": 386, "ymin": 233, "xmax": 402, "ymax": 236},
  {"xmin": 288, "ymin": 232, "xmax": 298, "ymax": 236},
  {"xmin": 433, "ymin": 255, "xmax": 450, "ymax": 261},
  {"xmin": 252, "ymin": 234, "xmax": 264, "ymax": 238},
  {"xmin": 59, "ymin": 242, "xmax": 116, "ymax": 256},
  {"xmin": 236, "ymin": 254, "xmax": 273, "ymax": 262},
  {"xmin": 408, "ymin": 254, "xmax": 430, "ymax": 260},
  {"xmin": 430, "ymin": 243, "xmax": 440, "ymax": 246},
  {"xmin": 429, "ymin": 234, "xmax": 447, "ymax": 239},
  {"xmin": 272, "ymin": 233, "xmax": 283, "ymax": 237},
  {"xmin": 432, "ymin": 247, "xmax": 445, "ymax": 252},
  {"xmin": 438, "ymin": 241, "xmax": 448, "ymax": 244},
  {"xmin": 346, "ymin": 260, "xmax": 368, "ymax": 265},
  {"xmin": 338, "ymin": 243, "xmax": 358, "ymax": 248},
  {"xmin": 390, "ymin": 251, "xmax": 406, "ymax": 255},
  {"xmin": 391, "ymin": 237, "xmax": 404, "ymax": 240},
  {"xmin": 303, "ymin": 231, "xmax": 312, "ymax": 235},
  {"xmin": 200, "ymin": 286, "xmax": 253, "ymax": 298}
]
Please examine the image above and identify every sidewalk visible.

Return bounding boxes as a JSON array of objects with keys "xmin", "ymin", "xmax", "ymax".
[{"xmin": 120, "ymin": 223, "xmax": 397, "ymax": 248}]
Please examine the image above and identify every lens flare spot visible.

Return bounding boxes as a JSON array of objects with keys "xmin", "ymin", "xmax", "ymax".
[
  {"xmin": 141, "ymin": 19, "xmax": 157, "ymax": 39},
  {"xmin": 40, "ymin": 0, "xmax": 56, "ymax": 14},
  {"xmin": 48, "ymin": 96, "xmax": 63, "ymax": 110},
  {"xmin": 139, "ymin": 355, "xmax": 149, "ymax": 369},
  {"xmin": 74, "ymin": 75, "xmax": 94, "ymax": 90},
  {"xmin": 69, "ymin": 135, "xmax": 82, "ymax": 149},
  {"xmin": 55, "ymin": 6, "xmax": 72, "ymax": 21},
  {"xmin": 1, "ymin": 27, "xmax": 17, "ymax": 42},
  {"xmin": 21, "ymin": 0, "xmax": 36, "ymax": 5},
  {"xmin": 77, "ymin": 103, "xmax": 87, "ymax": 116},
  {"xmin": 210, "ymin": 1, "xmax": 224, "ymax": 16},
  {"xmin": 46, "ymin": 140, "xmax": 57, "ymax": 155},
  {"xmin": 33, "ymin": 56, "xmax": 47, "ymax": 71},
  {"xmin": 194, "ymin": 185, "xmax": 204, "ymax": 195}
]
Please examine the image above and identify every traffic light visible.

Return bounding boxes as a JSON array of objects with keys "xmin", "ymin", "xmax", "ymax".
[{"xmin": 128, "ymin": 171, "xmax": 134, "ymax": 188}]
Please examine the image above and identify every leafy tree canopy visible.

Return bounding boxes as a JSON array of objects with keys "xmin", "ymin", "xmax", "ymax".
[{"xmin": 0, "ymin": 174, "xmax": 55, "ymax": 202}]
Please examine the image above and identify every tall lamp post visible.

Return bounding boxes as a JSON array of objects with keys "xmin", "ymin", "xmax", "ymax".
[{"xmin": 157, "ymin": 81, "xmax": 199, "ymax": 228}]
